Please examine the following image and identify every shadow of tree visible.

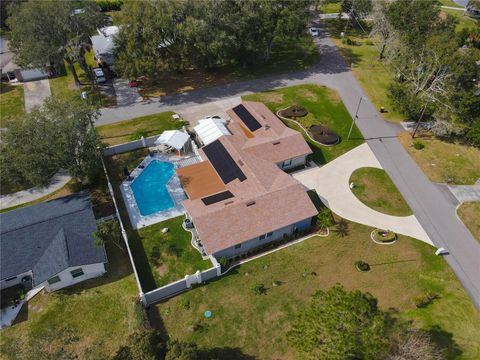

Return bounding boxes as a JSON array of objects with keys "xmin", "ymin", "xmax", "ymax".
[
  {"xmin": 428, "ymin": 325, "xmax": 462, "ymax": 360},
  {"xmin": 199, "ymin": 347, "xmax": 258, "ymax": 360}
]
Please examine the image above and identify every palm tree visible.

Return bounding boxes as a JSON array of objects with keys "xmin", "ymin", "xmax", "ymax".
[{"xmin": 335, "ymin": 219, "xmax": 349, "ymax": 237}]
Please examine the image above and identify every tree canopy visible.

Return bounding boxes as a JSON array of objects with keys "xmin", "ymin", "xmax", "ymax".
[
  {"xmin": 0, "ymin": 97, "xmax": 102, "ymax": 187},
  {"xmin": 287, "ymin": 284, "xmax": 389, "ymax": 359},
  {"xmin": 113, "ymin": 0, "xmax": 311, "ymax": 79},
  {"xmin": 7, "ymin": 0, "xmax": 104, "ymax": 85}
]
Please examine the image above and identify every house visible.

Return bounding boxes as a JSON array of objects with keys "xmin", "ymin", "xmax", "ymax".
[
  {"xmin": 176, "ymin": 101, "xmax": 317, "ymax": 259},
  {"xmin": 0, "ymin": 192, "xmax": 107, "ymax": 293},
  {"xmin": 90, "ymin": 26, "xmax": 119, "ymax": 69},
  {"xmin": 0, "ymin": 37, "xmax": 49, "ymax": 82}
]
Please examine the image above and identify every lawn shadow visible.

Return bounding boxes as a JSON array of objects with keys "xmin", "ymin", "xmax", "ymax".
[
  {"xmin": 199, "ymin": 347, "xmax": 258, "ymax": 360},
  {"xmin": 11, "ymin": 302, "xmax": 29, "ymax": 326},
  {"xmin": 428, "ymin": 325, "xmax": 462, "ymax": 359},
  {"xmin": 58, "ymin": 241, "xmax": 134, "ymax": 295}
]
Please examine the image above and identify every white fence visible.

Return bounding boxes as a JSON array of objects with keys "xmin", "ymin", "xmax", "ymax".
[
  {"xmin": 102, "ymin": 135, "xmax": 159, "ymax": 156},
  {"xmin": 141, "ymin": 256, "xmax": 221, "ymax": 306}
]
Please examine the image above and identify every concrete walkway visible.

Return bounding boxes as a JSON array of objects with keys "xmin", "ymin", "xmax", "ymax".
[
  {"xmin": 0, "ymin": 171, "xmax": 71, "ymax": 210},
  {"xmin": 23, "ymin": 79, "xmax": 51, "ymax": 112},
  {"xmin": 448, "ymin": 181, "xmax": 480, "ymax": 203},
  {"xmin": 293, "ymin": 144, "xmax": 433, "ymax": 245}
]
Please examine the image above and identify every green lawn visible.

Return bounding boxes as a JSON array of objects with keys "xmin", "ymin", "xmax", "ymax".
[
  {"xmin": 50, "ymin": 60, "xmax": 115, "ymax": 107},
  {"xmin": 103, "ymin": 149, "xmax": 209, "ymax": 291},
  {"xmin": 440, "ymin": 0, "xmax": 464, "ymax": 7},
  {"xmin": 0, "ymin": 82, "xmax": 25, "ymax": 126},
  {"xmin": 0, "ymin": 243, "xmax": 141, "ymax": 359},
  {"xmin": 155, "ymin": 220, "xmax": 480, "ymax": 359},
  {"xmin": 442, "ymin": 8, "xmax": 479, "ymax": 32},
  {"xmin": 138, "ymin": 216, "xmax": 212, "ymax": 287},
  {"xmin": 457, "ymin": 202, "xmax": 480, "ymax": 242},
  {"xmin": 319, "ymin": 1, "xmax": 341, "ymax": 14},
  {"xmin": 97, "ymin": 111, "xmax": 186, "ymax": 145},
  {"xmin": 350, "ymin": 167, "xmax": 413, "ymax": 216},
  {"xmin": 399, "ymin": 132, "xmax": 480, "ymax": 185},
  {"xmin": 243, "ymin": 84, "xmax": 364, "ymax": 164},
  {"xmin": 324, "ymin": 19, "xmax": 405, "ymax": 122}
]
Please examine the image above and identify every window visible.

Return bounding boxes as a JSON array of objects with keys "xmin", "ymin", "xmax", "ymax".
[
  {"xmin": 267, "ymin": 232, "xmax": 273, "ymax": 237},
  {"xmin": 234, "ymin": 244, "xmax": 241, "ymax": 249},
  {"xmin": 282, "ymin": 159, "xmax": 292, "ymax": 168},
  {"xmin": 70, "ymin": 268, "xmax": 84, "ymax": 278},
  {"xmin": 47, "ymin": 276, "xmax": 61, "ymax": 285},
  {"xmin": 259, "ymin": 234, "xmax": 266, "ymax": 240}
]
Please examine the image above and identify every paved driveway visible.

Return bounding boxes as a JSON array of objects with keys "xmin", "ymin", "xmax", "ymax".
[
  {"xmin": 96, "ymin": 15, "xmax": 480, "ymax": 309},
  {"xmin": 293, "ymin": 144, "xmax": 432, "ymax": 245},
  {"xmin": 23, "ymin": 79, "xmax": 51, "ymax": 112},
  {"xmin": 113, "ymin": 79, "xmax": 142, "ymax": 106}
]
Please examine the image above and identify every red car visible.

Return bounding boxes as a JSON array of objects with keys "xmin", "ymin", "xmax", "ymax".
[{"xmin": 128, "ymin": 80, "xmax": 139, "ymax": 87}]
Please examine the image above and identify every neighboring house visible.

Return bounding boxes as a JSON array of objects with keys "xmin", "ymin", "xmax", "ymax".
[
  {"xmin": 91, "ymin": 26, "xmax": 119, "ymax": 70},
  {"xmin": 0, "ymin": 37, "xmax": 49, "ymax": 82},
  {"xmin": 466, "ymin": 2, "xmax": 480, "ymax": 19},
  {"xmin": 177, "ymin": 101, "xmax": 317, "ymax": 259},
  {"xmin": 0, "ymin": 192, "xmax": 107, "ymax": 293}
]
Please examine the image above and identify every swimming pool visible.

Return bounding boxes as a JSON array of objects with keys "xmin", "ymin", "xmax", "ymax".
[{"xmin": 131, "ymin": 161, "xmax": 175, "ymax": 216}]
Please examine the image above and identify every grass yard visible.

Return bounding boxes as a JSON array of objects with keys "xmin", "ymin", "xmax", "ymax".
[
  {"xmin": 350, "ymin": 167, "xmax": 413, "ymax": 216},
  {"xmin": 0, "ymin": 243, "xmax": 141, "ymax": 359},
  {"xmin": 140, "ymin": 35, "xmax": 318, "ymax": 98},
  {"xmin": 138, "ymin": 217, "xmax": 212, "ymax": 287},
  {"xmin": 457, "ymin": 202, "xmax": 480, "ymax": 242},
  {"xmin": 103, "ymin": 149, "xmax": 209, "ymax": 291},
  {"xmin": 243, "ymin": 84, "xmax": 364, "ymax": 164},
  {"xmin": 399, "ymin": 132, "xmax": 480, "ymax": 185},
  {"xmin": 442, "ymin": 8, "xmax": 479, "ymax": 32},
  {"xmin": 50, "ymin": 60, "xmax": 115, "ymax": 107},
  {"xmin": 155, "ymin": 220, "xmax": 480, "ymax": 359},
  {"xmin": 0, "ymin": 82, "xmax": 25, "ymax": 126},
  {"xmin": 319, "ymin": 1, "xmax": 341, "ymax": 14},
  {"xmin": 97, "ymin": 111, "xmax": 186, "ymax": 146},
  {"xmin": 324, "ymin": 19, "xmax": 405, "ymax": 122}
]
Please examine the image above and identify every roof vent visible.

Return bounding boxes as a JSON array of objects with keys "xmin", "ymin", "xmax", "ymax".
[
  {"xmin": 224, "ymin": 201, "xmax": 234, "ymax": 206},
  {"xmin": 273, "ymin": 141, "xmax": 281, "ymax": 145},
  {"xmin": 265, "ymin": 124, "xmax": 270, "ymax": 130},
  {"xmin": 238, "ymin": 160, "xmax": 244, "ymax": 166},
  {"xmin": 246, "ymin": 201, "xmax": 256, "ymax": 207}
]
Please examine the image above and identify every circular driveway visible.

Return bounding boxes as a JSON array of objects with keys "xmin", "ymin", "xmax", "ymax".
[{"xmin": 293, "ymin": 143, "xmax": 433, "ymax": 245}]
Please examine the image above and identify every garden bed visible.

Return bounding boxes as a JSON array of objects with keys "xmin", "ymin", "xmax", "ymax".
[
  {"xmin": 309, "ymin": 124, "xmax": 340, "ymax": 145},
  {"xmin": 371, "ymin": 229, "xmax": 396, "ymax": 244}
]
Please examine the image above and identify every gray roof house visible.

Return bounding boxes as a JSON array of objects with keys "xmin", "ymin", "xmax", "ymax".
[
  {"xmin": 91, "ymin": 26, "xmax": 119, "ymax": 69},
  {"xmin": 0, "ymin": 37, "xmax": 49, "ymax": 82},
  {"xmin": 0, "ymin": 192, "xmax": 107, "ymax": 292}
]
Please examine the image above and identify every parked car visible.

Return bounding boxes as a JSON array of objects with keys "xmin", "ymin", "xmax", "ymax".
[
  {"xmin": 309, "ymin": 27, "xmax": 319, "ymax": 37},
  {"xmin": 128, "ymin": 80, "xmax": 139, "ymax": 87},
  {"xmin": 92, "ymin": 67, "xmax": 106, "ymax": 83}
]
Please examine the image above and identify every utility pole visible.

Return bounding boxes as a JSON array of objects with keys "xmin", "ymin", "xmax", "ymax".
[
  {"xmin": 348, "ymin": 97, "xmax": 362, "ymax": 140},
  {"xmin": 411, "ymin": 103, "xmax": 427, "ymax": 139}
]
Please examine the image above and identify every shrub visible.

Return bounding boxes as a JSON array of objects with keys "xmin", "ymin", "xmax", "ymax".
[
  {"xmin": 414, "ymin": 292, "xmax": 439, "ymax": 308},
  {"xmin": 355, "ymin": 260, "xmax": 370, "ymax": 272},
  {"xmin": 95, "ymin": 0, "xmax": 123, "ymax": 12},
  {"xmin": 219, "ymin": 256, "xmax": 228, "ymax": 268},
  {"xmin": 129, "ymin": 128, "xmax": 148, "ymax": 141},
  {"xmin": 341, "ymin": 37, "xmax": 355, "ymax": 45},
  {"xmin": 251, "ymin": 283, "xmax": 267, "ymax": 295},
  {"xmin": 413, "ymin": 140, "xmax": 425, "ymax": 150},
  {"xmin": 365, "ymin": 39, "xmax": 374, "ymax": 45},
  {"xmin": 180, "ymin": 298, "xmax": 190, "ymax": 310}
]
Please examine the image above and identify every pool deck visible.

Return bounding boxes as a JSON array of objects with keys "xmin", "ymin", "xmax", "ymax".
[{"xmin": 121, "ymin": 153, "xmax": 199, "ymax": 229}]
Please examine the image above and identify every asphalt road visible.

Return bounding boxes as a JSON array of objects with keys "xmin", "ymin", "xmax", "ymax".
[{"xmin": 97, "ymin": 20, "xmax": 480, "ymax": 309}]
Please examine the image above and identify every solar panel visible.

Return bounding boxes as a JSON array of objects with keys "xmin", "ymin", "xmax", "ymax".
[
  {"xmin": 232, "ymin": 104, "xmax": 262, "ymax": 132},
  {"xmin": 201, "ymin": 191, "xmax": 234, "ymax": 205},
  {"xmin": 203, "ymin": 140, "xmax": 247, "ymax": 184}
]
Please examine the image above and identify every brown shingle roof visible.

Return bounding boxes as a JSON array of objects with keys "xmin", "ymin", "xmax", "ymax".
[{"xmin": 227, "ymin": 101, "xmax": 312, "ymax": 164}]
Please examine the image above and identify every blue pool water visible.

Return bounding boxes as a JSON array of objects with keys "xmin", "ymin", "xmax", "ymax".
[{"xmin": 131, "ymin": 161, "xmax": 175, "ymax": 216}]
